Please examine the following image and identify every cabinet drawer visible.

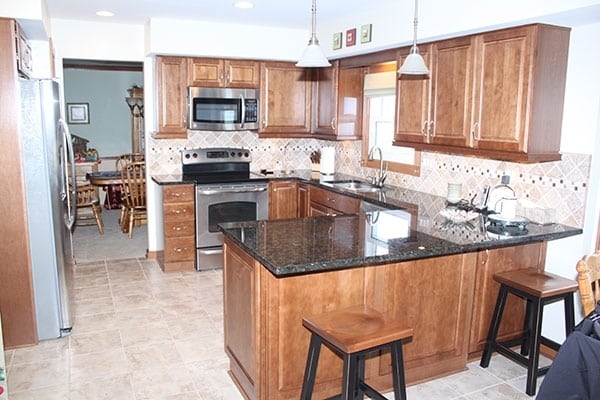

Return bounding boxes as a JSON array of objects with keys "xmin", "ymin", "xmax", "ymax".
[
  {"xmin": 163, "ymin": 203, "xmax": 195, "ymax": 221},
  {"xmin": 310, "ymin": 187, "xmax": 360, "ymax": 215},
  {"xmin": 164, "ymin": 236, "xmax": 195, "ymax": 261},
  {"xmin": 164, "ymin": 220, "xmax": 195, "ymax": 238},
  {"xmin": 163, "ymin": 185, "xmax": 194, "ymax": 203}
]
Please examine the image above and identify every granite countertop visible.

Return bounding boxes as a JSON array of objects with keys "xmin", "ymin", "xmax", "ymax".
[
  {"xmin": 220, "ymin": 208, "xmax": 581, "ymax": 277},
  {"xmin": 151, "ymin": 169, "xmax": 581, "ymax": 276}
]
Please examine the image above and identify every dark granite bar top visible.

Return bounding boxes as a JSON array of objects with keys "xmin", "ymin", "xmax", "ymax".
[{"xmin": 220, "ymin": 208, "xmax": 581, "ymax": 277}]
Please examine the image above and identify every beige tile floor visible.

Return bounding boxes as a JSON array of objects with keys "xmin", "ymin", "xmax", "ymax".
[{"xmin": 4, "ymin": 213, "xmax": 549, "ymax": 399}]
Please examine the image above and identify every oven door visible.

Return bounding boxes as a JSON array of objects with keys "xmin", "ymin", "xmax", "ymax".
[{"xmin": 195, "ymin": 182, "xmax": 268, "ymax": 270}]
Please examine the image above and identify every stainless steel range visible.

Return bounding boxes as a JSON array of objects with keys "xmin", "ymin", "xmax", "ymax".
[{"xmin": 182, "ymin": 147, "xmax": 268, "ymax": 270}]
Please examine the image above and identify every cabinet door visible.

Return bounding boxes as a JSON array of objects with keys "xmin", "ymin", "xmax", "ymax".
[
  {"xmin": 259, "ymin": 62, "xmax": 312, "ymax": 136},
  {"xmin": 227, "ymin": 60, "xmax": 260, "ymax": 88},
  {"xmin": 269, "ymin": 180, "xmax": 298, "ymax": 220},
  {"xmin": 429, "ymin": 36, "xmax": 475, "ymax": 147},
  {"xmin": 395, "ymin": 45, "xmax": 432, "ymax": 144},
  {"xmin": 188, "ymin": 58, "xmax": 223, "ymax": 87},
  {"xmin": 189, "ymin": 58, "xmax": 260, "ymax": 88},
  {"xmin": 297, "ymin": 183, "xmax": 309, "ymax": 218},
  {"xmin": 312, "ymin": 62, "xmax": 338, "ymax": 137},
  {"xmin": 313, "ymin": 62, "xmax": 364, "ymax": 140},
  {"xmin": 468, "ymin": 243, "xmax": 544, "ymax": 354},
  {"xmin": 472, "ymin": 27, "xmax": 532, "ymax": 153},
  {"xmin": 223, "ymin": 239, "xmax": 258, "ymax": 398},
  {"xmin": 156, "ymin": 56, "xmax": 188, "ymax": 138}
]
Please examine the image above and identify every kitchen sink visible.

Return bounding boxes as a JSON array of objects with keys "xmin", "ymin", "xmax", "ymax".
[{"xmin": 329, "ymin": 180, "xmax": 387, "ymax": 193}]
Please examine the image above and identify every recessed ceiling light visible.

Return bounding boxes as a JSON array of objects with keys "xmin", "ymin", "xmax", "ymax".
[
  {"xmin": 96, "ymin": 10, "xmax": 115, "ymax": 17},
  {"xmin": 234, "ymin": 1, "xmax": 254, "ymax": 9}
]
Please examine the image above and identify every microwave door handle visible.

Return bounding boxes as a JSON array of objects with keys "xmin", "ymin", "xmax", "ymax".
[{"xmin": 240, "ymin": 94, "xmax": 245, "ymax": 129}]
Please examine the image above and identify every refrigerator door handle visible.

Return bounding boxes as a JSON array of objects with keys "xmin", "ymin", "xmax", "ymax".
[{"xmin": 59, "ymin": 119, "xmax": 77, "ymax": 229}]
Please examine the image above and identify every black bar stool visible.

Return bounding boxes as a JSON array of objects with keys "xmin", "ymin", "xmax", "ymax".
[
  {"xmin": 300, "ymin": 304, "xmax": 413, "ymax": 400},
  {"xmin": 480, "ymin": 269, "xmax": 578, "ymax": 396}
]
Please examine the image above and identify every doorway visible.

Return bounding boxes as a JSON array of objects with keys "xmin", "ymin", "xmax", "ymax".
[{"xmin": 63, "ymin": 59, "xmax": 147, "ymax": 262}]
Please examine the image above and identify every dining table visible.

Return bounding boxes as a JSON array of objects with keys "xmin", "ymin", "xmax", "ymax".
[{"xmin": 86, "ymin": 170, "xmax": 122, "ymax": 186}]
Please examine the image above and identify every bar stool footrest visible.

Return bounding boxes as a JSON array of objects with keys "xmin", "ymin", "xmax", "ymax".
[{"xmin": 359, "ymin": 381, "xmax": 388, "ymax": 400}]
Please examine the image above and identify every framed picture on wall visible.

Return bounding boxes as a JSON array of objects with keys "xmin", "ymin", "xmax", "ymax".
[{"xmin": 67, "ymin": 103, "xmax": 89, "ymax": 124}]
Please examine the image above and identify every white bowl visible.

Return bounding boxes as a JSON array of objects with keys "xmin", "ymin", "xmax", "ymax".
[{"xmin": 439, "ymin": 208, "xmax": 480, "ymax": 224}]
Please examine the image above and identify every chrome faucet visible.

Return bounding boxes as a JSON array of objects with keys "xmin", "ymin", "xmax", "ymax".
[{"xmin": 368, "ymin": 146, "xmax": 387, "ymax": 188}]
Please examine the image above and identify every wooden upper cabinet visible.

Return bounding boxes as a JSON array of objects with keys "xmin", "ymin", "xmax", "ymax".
[
  {"xmin": 188, "ymin": 58, "xmax": 259, "ymax": 88},
  {"xmin": 155, "ymin": 56, "xmax": 188, "ymax": 138},
  {"xmin": 313, "ymin": 61, "xmax": 364, "ymax": 140},
  {"xmin": 259, "ymin": 61, "xmax": 312, "ymax": 137},
  {"xmin": 472, "ymin": 24, "xmax": 569, "ymax": 162},
  {"xmin": 395, "ymin": 24, "xmax": 569, "ymax": 163},
  {"xmin": 395, "ymin": 45, "xmax": 432, "ymax": 145},
  {"xmin": 396, "ymin": 36, "xmax": 475, "ymax": 147}
]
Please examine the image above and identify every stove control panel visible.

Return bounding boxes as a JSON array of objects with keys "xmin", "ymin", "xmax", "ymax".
[{"xmin": 182, "ymin": 147, "xmax": 251, "ymax": 164}]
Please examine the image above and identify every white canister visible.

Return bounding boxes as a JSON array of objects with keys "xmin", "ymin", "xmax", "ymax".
[
  {"xmin": 320, "ymin": 147, "xmax": 335, "ymax": 175},
  {"xmin": 446, "ymin": 183, "xmax": 462, "ymax": 204}
]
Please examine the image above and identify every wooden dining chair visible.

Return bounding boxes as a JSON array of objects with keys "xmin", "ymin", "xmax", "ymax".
[
  {"xmin": 120, "ymin": 161, "xmax": 147, "ymax": 238},
  {"xmin": 113, "ymin": 152, "xmax": 144, "ymax": 216},
  {"xmin": 576, "ymin": 251, "xmax": 600, "ymax": 315},
  {"xmin": 75, "ymin": 184, "xmax": 104, "ymax": 234}
]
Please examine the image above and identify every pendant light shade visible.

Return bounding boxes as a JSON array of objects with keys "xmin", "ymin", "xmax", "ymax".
[
  {"xmin": 296, "ymin": 0, "xmax": 330, "ymax": 67},
  {"xmin": 399, "ymin": 0, "xmax": 429, "ymax": 76}
]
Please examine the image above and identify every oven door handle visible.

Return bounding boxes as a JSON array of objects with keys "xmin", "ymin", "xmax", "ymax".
[{"xmin": 197, "ymin": 186, "xmax": 267, "ymax": 195}]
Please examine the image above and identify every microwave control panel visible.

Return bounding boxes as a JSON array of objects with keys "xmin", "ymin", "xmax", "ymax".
[{"xmin": 244, "ymin": 99, "xmax": 258, "ymax": 123}]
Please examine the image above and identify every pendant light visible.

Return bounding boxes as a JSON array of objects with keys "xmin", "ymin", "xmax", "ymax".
[
  {"xmin": 296, "ymin": 0, "xmax": 331, "ymax": 67},
  {"xmin": 399, "ymin": 0, "xmax": 429, "ymax": 76}
]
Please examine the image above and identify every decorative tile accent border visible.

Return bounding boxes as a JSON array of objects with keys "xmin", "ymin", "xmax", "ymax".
[{"xmin": 148, "ymin": 131, "xmax": 590, "ymax": 227}]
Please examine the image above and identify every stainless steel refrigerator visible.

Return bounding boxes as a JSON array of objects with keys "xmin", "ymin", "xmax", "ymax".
[{"xmin": 19, "ymin": 78, "xmax": 77, "ymax": 340}]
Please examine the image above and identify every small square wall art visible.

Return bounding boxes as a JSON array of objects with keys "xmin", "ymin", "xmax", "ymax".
[
  {"xmin": 333, "ymin": 32, "xmax": 342, "ymax": 50},
  {"xmin": 346, "ymin": 28, "xmax": 356, "ymax": 47}
]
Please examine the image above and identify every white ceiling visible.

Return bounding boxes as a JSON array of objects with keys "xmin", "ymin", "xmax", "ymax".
[{"xmin": 45, "ymin": 0, "xmax": 394, "ymax": 29}]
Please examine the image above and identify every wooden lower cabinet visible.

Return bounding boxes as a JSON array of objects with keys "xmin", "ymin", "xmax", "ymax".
[
  {"xmin": 268, "ymin": 180, "xmax": 298, "ymax": 220},
  {"xmin": 159, "ymin": 184, "xmax": 196, "ymax": 272},
  {"xmin": 308, "ymin": 186, "xmax": 360, "ymax": 216},
  {"xmin": 468, "ymin": 242, "xmax": 546, "ymax": 354},
  {"xmin": 225, "ymin": 237, "xmax": 530, "ymax": 399}
]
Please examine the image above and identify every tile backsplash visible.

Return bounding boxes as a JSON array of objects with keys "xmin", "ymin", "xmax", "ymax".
[{"xmin": 148, "ymin": 131, "xmax": 590, "ymax": 227}]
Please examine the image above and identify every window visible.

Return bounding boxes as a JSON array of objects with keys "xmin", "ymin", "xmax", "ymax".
[{"xmin": 361, "ymin": 68, "xmax": 420, "ymax": 176}]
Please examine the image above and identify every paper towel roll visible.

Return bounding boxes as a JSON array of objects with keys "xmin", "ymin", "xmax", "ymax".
[{"xmin": 320, "ymin": 147, "xmax": 335, "ymax": 175}]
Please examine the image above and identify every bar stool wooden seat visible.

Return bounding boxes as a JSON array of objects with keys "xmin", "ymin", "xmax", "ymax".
[
  {"xmin": 480, "ymin": 269, "xmax": 578, "ymax": 396},
  {"xmin": 300, "ymin": 304, "xmax": 413, "ymax": 400}
]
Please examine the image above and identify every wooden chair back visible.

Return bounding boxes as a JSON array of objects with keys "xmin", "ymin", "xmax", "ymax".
[
  {"xmin": 576, "ymin": 251, "xmax": 600, "ymax": 315},
  {"xmin": 120, "ymin": 161, "xmax": 146, "ymax": 208},
  {"xmin": 115, "ymin": 153, "xmax": 144, "ymax": 171}
]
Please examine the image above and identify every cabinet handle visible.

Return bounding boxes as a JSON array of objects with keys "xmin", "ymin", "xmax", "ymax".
[
  {"xmin": 174, "ymin": 247, "xmax": 187, "ymax": 253},
  {"xmin": 330, "ymin": 117, "xmax": 337, "ymax": 130},
  {"xmin": 481, "ymin": 249, "xmax": 489, "ymax": 265},
  {"xmin": 328, "ymin": 197, "xmax": 336, "ymax": 203},
  {"xmin": 471, "ymin": 122, "xmax": 480, "ymax": 141},
  {"xmin": 428, "ymin": 120, "xmax": 435, "ymax": 137},
  {"xmin": 219, "ymin": 69, "xmax": 225, "ymax": 82},
  {"xmin": 262, "ymin": 119, "xmax": 267, "ymax": 128},
  {"xmin": 173, "ymin": 209, "xmax": 187, "ymax": 214},
  {"xmin": 171, "ymin": 192, "xmax": 182, "ymax": 198},
  {"xmin": 421, "ymin": 121, "xmax": 428, "ymax": 137},
  {"xmin": 226, "ymin": 66, "xmax": 232, "ymax": 84},
  {"xmin": 172, "ymin": 226, "xmax": 185, "ymax": 231}
]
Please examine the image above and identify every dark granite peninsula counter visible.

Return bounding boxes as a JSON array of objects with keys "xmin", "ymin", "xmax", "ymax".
[{"xmin": 220, "ymin": 198, "xmax": 581, "ymax": 399}]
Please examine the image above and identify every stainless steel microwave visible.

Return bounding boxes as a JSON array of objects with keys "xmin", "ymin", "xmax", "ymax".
[{"xmin": 187, "ymin": 87, "xmax": 259, "ymax": 131}]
